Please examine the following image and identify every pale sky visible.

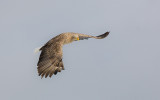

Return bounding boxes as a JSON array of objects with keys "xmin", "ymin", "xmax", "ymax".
[{"xmin": 0, "ymin": 0, "xmax": 160, "ymax": 100}]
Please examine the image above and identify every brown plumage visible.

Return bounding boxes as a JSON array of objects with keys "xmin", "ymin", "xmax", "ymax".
[{"xmin": 37, "ymin": 32, "xmax": 109, "ymax": 78}]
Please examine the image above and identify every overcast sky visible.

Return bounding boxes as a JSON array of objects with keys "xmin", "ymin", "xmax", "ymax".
[{"xmin": 0, "ymin": 0, "xmax": 160, "ymax": 100}]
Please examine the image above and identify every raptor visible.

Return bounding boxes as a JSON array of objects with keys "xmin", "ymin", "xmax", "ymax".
[{"xmin": 36, "ymin": 32, "xmax": 109, "ymax": 78}]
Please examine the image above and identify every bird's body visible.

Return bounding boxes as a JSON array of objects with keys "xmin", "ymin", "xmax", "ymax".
[{"xmin": 36, "ymin": 32, "xmax": 109, "ymax": 78}]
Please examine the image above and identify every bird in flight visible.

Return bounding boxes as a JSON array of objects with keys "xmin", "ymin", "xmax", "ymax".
[{"xmin": 36, "ymin": 32, "xmax": 109, "ymax": 78}]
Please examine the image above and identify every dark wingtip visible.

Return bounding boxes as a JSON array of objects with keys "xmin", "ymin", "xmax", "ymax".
[{"xmin": 97, "ymin": 31, "xmax": 110, "ymax": 39}]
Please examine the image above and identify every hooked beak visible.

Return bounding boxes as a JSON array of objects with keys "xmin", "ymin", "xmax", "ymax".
[{"xmin": 77, "ymin": 37, "xmax": 79, "ymax": 41}]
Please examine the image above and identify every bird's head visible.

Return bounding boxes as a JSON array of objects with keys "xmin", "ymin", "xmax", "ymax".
[{"xmin": 72, "ymin": 35, "xmax": 79, "ymax": 41}]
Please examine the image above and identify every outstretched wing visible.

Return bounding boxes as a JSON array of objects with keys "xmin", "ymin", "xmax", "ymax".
[
  {"xmin": 78, "ymin": 31, "xmax": 110, "ymax": 40},
  {"xmin": 37, "ymin": 42, "xmax": 64, "ymax": 78}
]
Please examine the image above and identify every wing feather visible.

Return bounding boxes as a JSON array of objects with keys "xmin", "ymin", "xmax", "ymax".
[
  {"xmin": 78, "ymin": 32, "xmax": 109, "ymax": 40},
  {"xmin": 37, "ymin": 40, "xmax": 64, "ymax": 78}
]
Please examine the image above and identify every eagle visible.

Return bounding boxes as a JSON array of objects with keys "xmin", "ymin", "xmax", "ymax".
[{"xmin": 36, "ymin": 32, "xmax": 109, "ymax": 78}]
